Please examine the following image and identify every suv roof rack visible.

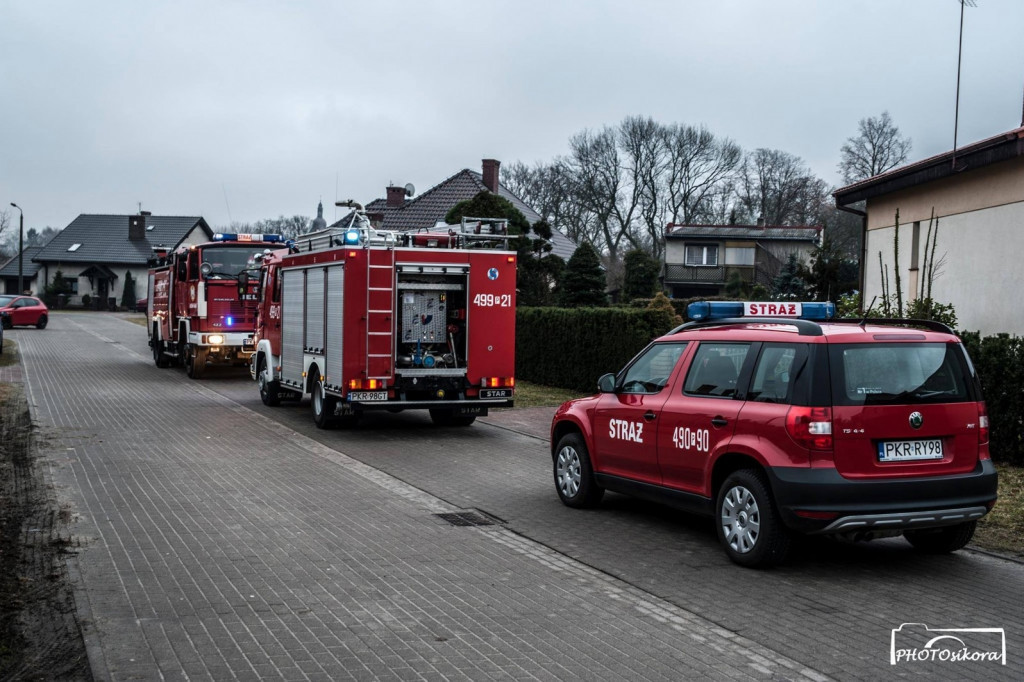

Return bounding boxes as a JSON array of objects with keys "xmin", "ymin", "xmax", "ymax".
[
  {"xmin": 671, "ymin": 317, "xmax": 824, "ymax": 337},
  {"xmin": 832, "ymin": 317, "xmax": 957, "ymax": 335}
]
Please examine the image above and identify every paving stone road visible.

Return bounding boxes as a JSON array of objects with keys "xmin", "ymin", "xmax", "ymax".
[
  {"xmin": 7, "ymin": 313, "xmax": 1023, "ymax": 681},
  {"xmin": 9, "ymin": 313, "xmax": 838, "ymax": 681}
]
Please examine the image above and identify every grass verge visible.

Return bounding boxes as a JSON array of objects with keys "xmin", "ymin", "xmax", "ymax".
[
  {"xmin": 974, "ymin": 463, "xmax": 1024, "ymax": 559},
  {"xmin": 513, "ymin": 381, "xmax": 587, "ymax": 408}
]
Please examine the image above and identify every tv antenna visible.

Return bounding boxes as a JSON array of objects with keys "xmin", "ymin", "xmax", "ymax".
[{"xmin": 952, "ymin": 0, "xmax": 978, "ymax": 169}]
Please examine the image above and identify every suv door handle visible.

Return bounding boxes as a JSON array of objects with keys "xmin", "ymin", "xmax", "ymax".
[
  {"xmin": 710, "ymin": 416, "xmax": 728, "ymax": 428},
  {"xmin": 644, "ymin": 411, "xmax": 657, "ymax": 421}
]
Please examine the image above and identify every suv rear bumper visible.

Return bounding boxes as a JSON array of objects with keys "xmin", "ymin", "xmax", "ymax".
[{"xmin": 767, "ymin": 460, "xmax": 998, "ymax": 534}]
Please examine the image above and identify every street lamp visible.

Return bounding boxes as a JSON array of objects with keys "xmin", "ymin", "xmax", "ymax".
[{"xmin": 9, "ymin": 203, "xmax": 23, "ymax": 294}]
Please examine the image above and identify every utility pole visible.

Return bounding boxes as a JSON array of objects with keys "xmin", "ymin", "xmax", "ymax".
[{"xmin": 9, "ymin": 203, "xmax": 23, "ymax": 293}]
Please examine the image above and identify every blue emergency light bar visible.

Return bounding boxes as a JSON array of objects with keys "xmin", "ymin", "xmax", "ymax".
[
  {"xmin": 687, "ymin": 301, "xmax": 836, "ymax": 321},
  {"xmin": 343, "ymin": 229, "xmax": 361, "ymax": 245},
  {"xmin": 211, "ymin": 233, "xmax": 287, "ymax": 243}
]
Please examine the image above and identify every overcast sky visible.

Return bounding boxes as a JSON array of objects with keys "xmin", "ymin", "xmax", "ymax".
[{"xmin": 3, "ymin": 0, "xmax": 1023, "ymax": 235}]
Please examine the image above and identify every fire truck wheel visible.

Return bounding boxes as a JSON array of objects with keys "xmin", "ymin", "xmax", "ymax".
[
  {"xmin": 311, "ymin": 372, "xmax": 338, "ymax": 429},
  {"xmin": 429, "ymin": 409, "xmax": 476, "ymax": 427},
  {"xmin": 186, "ymin": 347, "xmax": 208, "ymax": 379},
  {"xmin": 257, "ymin": 357, "xmax": 281, "ymax": 406},
  {"xmin": 153, "ymin": 338, "xmax": 170, "ymax": 368}
]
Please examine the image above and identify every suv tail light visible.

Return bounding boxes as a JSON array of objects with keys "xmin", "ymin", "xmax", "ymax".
[
  {"xmin": 978, "ymin": 402, "xmax": 990, "ymax": 451},
  {"xmin": 786, "ymin": 406, "xmax": 833, "ymax": 451}
]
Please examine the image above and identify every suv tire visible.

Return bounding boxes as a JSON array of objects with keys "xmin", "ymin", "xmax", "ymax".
[
  {"xmin": 554, "ymin": 433, "xmax": 604, "ymax": 508},
  {"xmin": 904, "ymin": 521, "xmax": 977, "ymax": 554},
  {"xmin": 716, "ymin": 469, "xmax": 791, "ymax": 568}
]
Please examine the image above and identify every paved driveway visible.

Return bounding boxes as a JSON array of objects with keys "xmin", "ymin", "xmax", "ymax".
[{"xmin": 10, "ymin": 313, "xmax": 1022, "ymax": 680}]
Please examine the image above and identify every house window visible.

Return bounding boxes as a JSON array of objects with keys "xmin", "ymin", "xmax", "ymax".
[
  {"xmin": 67, "ymin": 243, "xmax": 82, "ymax": 252},
  {"xmin": 725, "ymin": 247, "xmax": 755, "ymax": 266},
  {"xmin": 685, "ymin": 244, "xmax": 718, "ymax": 266},
  {"xmin": 63, "ymin": 278, "xmax": 79, "ymax": 294}
]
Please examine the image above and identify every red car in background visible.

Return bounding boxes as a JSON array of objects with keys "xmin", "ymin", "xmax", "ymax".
[{"xmin": 0, "ymin": 295, "xmax": 49, "ymax": 329}]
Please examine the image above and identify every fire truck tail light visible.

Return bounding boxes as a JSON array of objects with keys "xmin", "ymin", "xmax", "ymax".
[
  {"xmin": 347, "ymin": 379, "xmax": 384, "ymax": 390},
  {"xmin": 482, "ymin": 377, "xmax": 515, "ymax": 388},
  {"xmin": 506, "ymin": 256, "xmax": 515, "ymax": 263}
]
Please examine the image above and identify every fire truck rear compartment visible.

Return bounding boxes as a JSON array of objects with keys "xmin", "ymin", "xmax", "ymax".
[{"xmin": 395, "ymin": 275, "xmax": 467, "ymax": 371}]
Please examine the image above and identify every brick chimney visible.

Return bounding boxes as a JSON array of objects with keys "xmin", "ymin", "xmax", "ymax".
[
  {"xmin": 482, "ymin": 159, "xmax": 500, "ymax": 192},
  {"xmin": 129, "ymin": 212, "xmax": 149, "ymax": 240},
  {"xmin": 386, "ymin": 185, "xmax": 406, "ymax": 208}
]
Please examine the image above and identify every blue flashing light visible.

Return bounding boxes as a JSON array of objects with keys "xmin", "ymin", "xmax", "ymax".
[
  {"xmin": 211, "ymin": 233, "xmax": 286, "ymax": 243},
  {"xmin": 226, "ymin": 316, "xmax": 234, "ymax": 327},
  {"xmin": 343, "ymin": 229, "xmax": 361, "ymax": 245},
  {"xmin": 687, "ymin": 301, "xmax": 835, "ymax": 322}
]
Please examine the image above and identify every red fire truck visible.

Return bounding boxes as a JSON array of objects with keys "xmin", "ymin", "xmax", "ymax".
[
  {"xmin": 147, "ymin": 233, "xmax": 289, "ymax": 378},
  {"xmin": 249, "ymin": 205, "xmax": 516, "ymax": 428}
]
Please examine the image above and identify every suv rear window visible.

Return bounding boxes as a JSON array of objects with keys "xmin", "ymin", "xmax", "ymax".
[{"xmin": 829, "ymin": 343, "xmax": 972, "ymax": 406}]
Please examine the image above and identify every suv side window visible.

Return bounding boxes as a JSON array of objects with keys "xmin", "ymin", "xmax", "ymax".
[
  {"xmin": 683, "ymin": 342, "xmax": 750, "ymax": 397},
  {"xmin": 618, "ymin": 342, "xmax": 688, "ymax": 394},
  {"xmin": 749, "ymin": 343, "xmax": 805, "ymax": 404}
]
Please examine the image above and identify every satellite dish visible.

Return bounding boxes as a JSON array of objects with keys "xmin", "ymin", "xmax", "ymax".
[{"xmin": 404, "ymin": 183, "xmax": 415, "ymax": 197}]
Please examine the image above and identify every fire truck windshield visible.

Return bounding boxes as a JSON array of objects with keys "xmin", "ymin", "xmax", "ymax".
[{"xmin": 201, "ymin": 246, "xmax": 269, "ymax": 279}]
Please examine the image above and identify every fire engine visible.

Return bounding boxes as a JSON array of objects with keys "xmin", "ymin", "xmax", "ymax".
[
  {"xmin": 249, "ymin": 202, "xmax": 516, "ymax": 428},
  {"xmin": 147, "ymin": 233, "xmax": 289, "ymax": 378}
]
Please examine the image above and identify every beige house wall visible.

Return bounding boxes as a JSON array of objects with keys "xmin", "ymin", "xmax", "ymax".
[
  {"xmin": 866, "ymin": 155, "xmax": 1024, "ymax": 231},
  {"xmin": 862, "ymin": 158, "xmax": 1024, "ymax": 335}
]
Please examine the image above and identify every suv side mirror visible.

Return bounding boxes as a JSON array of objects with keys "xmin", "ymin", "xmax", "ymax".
[{"xmin": 597, "ymin": 373, "xmax": 616, "ymax": 393}]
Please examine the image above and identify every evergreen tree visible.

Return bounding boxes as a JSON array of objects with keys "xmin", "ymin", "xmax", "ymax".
[
  {"xmin": 770, "ymin": 253, "xmax": 810, "ymax": 299},
  {"xmin": 559, "ymin": 242, "xmax": 607, "ymax": 307},
  {"xmin": 120, "ymin": 270, "xmax": 137, "ymax": 309},
  {"xmin": 622, "ymin": 249, "xmax": 660, "ymax": 300},
  {"xmin": 444, "ymin": 191, "xmax": 530, "ymax": 234}
]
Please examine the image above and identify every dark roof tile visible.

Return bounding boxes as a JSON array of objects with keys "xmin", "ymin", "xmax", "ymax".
[{"xmin": 33, "ymin": 215, "xmax": 211, "ymax": 265}]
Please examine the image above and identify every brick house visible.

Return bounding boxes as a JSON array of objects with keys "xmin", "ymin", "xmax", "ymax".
[{"xmin": 333, "ymin": 159, "xmax": 577, "ymax": 262}]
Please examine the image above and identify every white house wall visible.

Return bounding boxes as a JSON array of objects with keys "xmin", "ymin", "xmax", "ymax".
[{"xmin": 864, "ymin": 201, "xmax": 1024, "ymax": 335}]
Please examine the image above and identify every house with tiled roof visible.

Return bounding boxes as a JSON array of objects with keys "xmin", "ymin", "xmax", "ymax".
[
  {"xmin": 1, "ymin": 245, "xmax": 44, "ymax": 295},
  {"xmin": 663, "ymin": 221, "xmax": 821, "ymax": 299},
  {"xmin": 834, "ymin": 125, "xmax": 1024, "ymax": 336},
  {"xmin": 332, "ymin": 159, "xmax": 577, "ymax": 262},
  {"xmin": 33, "ymin": 213, "xmax": 211, "ymax": 307}
]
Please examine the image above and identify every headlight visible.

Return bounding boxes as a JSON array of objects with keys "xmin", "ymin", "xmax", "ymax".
[{"xmin": 207, "ymin": 335, "xmax": 224, "ymax": 345}]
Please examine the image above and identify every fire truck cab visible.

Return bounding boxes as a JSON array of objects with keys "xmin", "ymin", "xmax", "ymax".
[
  {"xmin": 250, "ymin": 205, "xmax": 516, "ymax": 428},
  {"xmin": 147, "ymin": 233, "xmax": 289, "ymax": 378}
]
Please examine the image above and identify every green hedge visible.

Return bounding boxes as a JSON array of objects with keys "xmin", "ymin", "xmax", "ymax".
[
  {"xmin": 960, "ymin": 332, "xmax": 1024, "ymax": 465},
  {"xmin": 516, "ymin": 306, "xmax": 678, "ymax": 392}
]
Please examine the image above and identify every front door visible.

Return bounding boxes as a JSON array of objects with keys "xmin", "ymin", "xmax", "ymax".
[{"xmin": 592, "ymin": 342, "xmax": 689, "ymax": 484}]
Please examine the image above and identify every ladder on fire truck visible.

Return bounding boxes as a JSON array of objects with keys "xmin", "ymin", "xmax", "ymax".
[{"xmin": 365, "ymin": 237, "xmax": 397, "ymax": 383}]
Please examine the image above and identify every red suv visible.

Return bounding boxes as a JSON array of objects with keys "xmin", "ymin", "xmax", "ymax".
[
  {"xmin": 550, "ymin": 302, "xmax": 997, "ymax": 568},
  {"xmin": 0, "ymin": 295, "xmax": 49, "ymax": 329}
]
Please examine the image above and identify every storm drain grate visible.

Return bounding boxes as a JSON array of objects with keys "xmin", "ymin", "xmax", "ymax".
[{"xmin": 436, "ymin": 511, "xmax": 499, "ymax": 527}]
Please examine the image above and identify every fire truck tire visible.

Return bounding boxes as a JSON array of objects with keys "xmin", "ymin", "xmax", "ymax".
[
  {"xmin": 153, "ymin": 338, "xmax": 170, "ymax": 368},
  {"xmin": 429, "ymin": 409, "xmax": 476, "ymax": 427},
  {"xmin": 256, "ymin": 357, "xmax": 281, "ymax": 406},
  {"xmin": 187, "ymin": 347, "xmax": 208, "ymax": 379},
  {"xmin": 311, "ymin": 371, "xmax": 338, "ymax": 429}
]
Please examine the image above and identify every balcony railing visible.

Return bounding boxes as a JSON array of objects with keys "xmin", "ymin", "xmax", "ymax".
[{"xmin": 664, "ymin": 264, "xmax": 725, "ymax": 284}]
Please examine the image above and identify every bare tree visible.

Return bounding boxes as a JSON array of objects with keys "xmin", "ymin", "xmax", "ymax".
[
  {"xmin": 502, "ymin": 159, "xmax": 598, "ymax": 246},
  {"xmin": 736, "ymin": 148, "xmax": 828, "ymax": 226},
  {"xmin": 568, "ymin": 126, "xmax": 636, "ymax": 262},
  {"xmin": 661, "ymin": 123, "xmax": 742, "ymax": 226},
  {"xmin": 618, "ymin": 115, "xmax": 666, "ymax": 257},
  {"xmin": 838, "ymin": 111, "xmax": 912, "ymax": 184},
  {"xmin": 0, "ymin": 210, "xmax": 10, "ymax": 259}
]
